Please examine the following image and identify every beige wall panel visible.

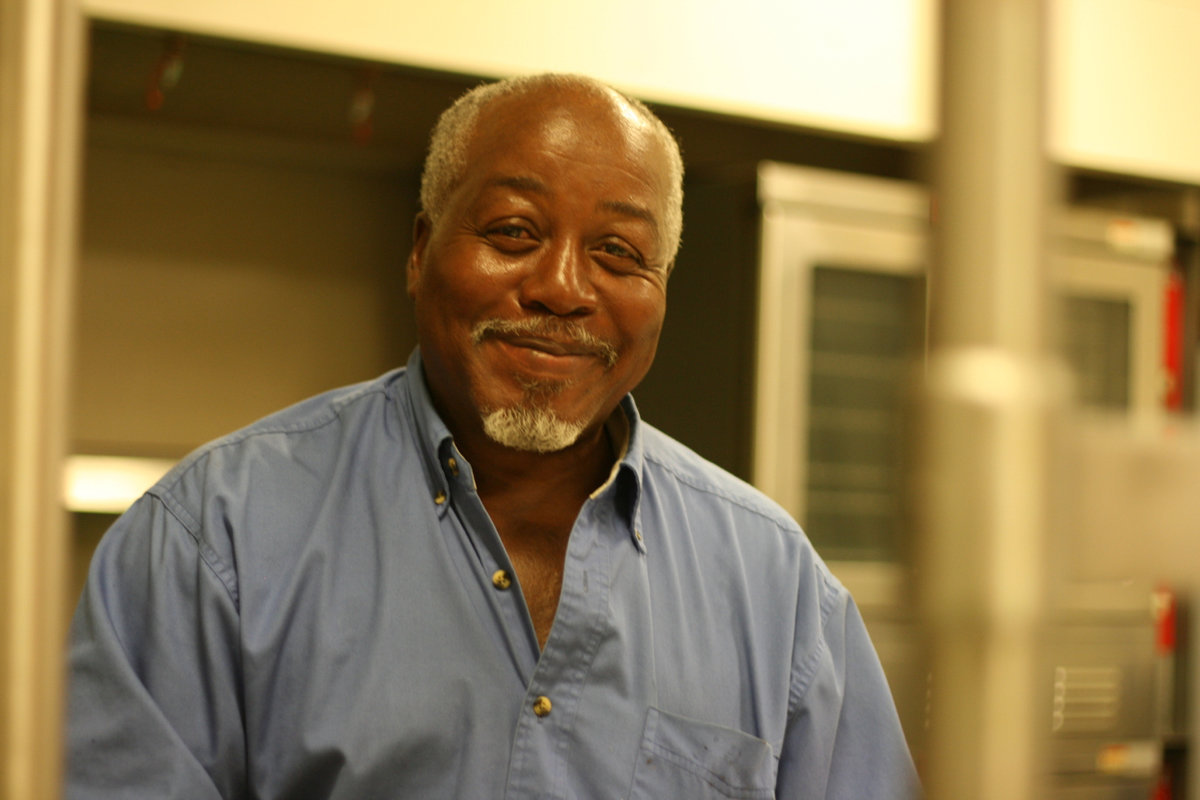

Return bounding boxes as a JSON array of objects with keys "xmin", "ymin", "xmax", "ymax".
[
  {"xmin": 82, "ymin": 0, "xmax": 1200, "ymax": 184},
  {"xmin": 80, "ymin": 0, "xmax": 938, "ymax": 142},
  {"xmin": 1049, "ymin": 0, "xmax": 1200, "ymax": 184},
  {"xmin": 75, "ymin": 142, "xmax": 417, "ymax": 454}
]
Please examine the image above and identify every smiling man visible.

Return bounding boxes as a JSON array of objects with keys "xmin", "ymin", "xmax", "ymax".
[
  {"xmin": 67, "ymin": 74, "xmax": 919, "ymax": 799},
  {"xmin": 406, "ymin": 78, "xmax": 678, "ymax": 648}
]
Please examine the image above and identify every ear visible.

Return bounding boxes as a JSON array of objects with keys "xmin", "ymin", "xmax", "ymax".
[{"xmin": 406, "ymin": 212, "xmax": 433, "ymax": 298}]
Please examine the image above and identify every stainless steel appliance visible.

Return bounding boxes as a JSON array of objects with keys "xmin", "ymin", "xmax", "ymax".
[{"xmin": 748, "ymin": 162, "xmax": 1181, "ymax": 797}]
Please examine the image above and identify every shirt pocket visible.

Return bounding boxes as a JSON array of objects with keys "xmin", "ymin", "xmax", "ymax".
[{"xmin": 627, "ymin": 707, "xmax": 776, "ymax": 800}]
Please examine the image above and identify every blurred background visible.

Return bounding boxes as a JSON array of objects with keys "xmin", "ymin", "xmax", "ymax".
[{"xmin": 4, "ymin": 1, "xmax": 1200, "ymax": 798}]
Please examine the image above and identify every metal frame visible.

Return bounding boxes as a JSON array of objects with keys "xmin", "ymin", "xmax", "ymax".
[
  {"xmin": 0, "ymin": 0, "xmax": 85, "ymax": 796},
  {"xmin": 753, "ymin": 162, "xmax": 927, "ymax": 526},
  {"xmin": 752, "ymin": 162, "xmax": 1171, "ymax": 619}
]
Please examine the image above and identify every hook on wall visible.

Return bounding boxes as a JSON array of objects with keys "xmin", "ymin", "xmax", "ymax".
[
  {"xmin": 146, "ymin": 34, "xmax": 187, "ymax": 111},
  {"xmin": 349, "ymin": 65, "xmax": 381, "ymax": 145}
]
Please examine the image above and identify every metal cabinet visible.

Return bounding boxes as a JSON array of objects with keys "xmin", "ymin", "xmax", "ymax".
[{"xmin": 749, "ymin": 162, "xmax": 1179, "ymax": 793}]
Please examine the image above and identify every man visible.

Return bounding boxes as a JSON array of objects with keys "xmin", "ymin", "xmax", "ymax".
[{"xmin": 68, "ymin": 73, "xmax": 919, "ymax": 798}]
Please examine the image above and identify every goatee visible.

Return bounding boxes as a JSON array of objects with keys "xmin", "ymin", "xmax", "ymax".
[{"xmin": 481, "ymin": 406, "xmax": 585, "ymax": 453}]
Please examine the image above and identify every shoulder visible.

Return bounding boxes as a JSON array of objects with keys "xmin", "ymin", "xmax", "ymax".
[
  {"xmin": 159, "ymin": 370, "xmax": 406, "ymax": 489},
  {"xmin": 636, "ymin": 418, "xmax": 852, "ymax": 607},
  {"xmin": 140, "ymin": 369, "xmax": 411, "ymax": 545},
  {"xmin": 184, "ymin": 369, "xmax": 404, "ymax": 459},
  {"xmin": 634, "ymin": 422, "xmax": 857, "ymax": 712},
  {"xmin": 99, "ymin": 369, "xmax": 415, "ymax": 603},
  {"xmin": 637, "ymin": 422, "xmax": 804, "ymax": 540},
  {"xmin": 633, "ymin": 421, "xmax": 845, "ymax": 609}
]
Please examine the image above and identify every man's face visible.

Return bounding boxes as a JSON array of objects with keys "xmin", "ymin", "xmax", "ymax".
[{"xmin": 408, "ymin": 88, "xmax": 673, "ymax": 452}]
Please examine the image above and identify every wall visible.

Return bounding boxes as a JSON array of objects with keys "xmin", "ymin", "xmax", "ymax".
[
  {"xmin": 74, "ymin": 136, "xmax": 417, "ymax": 456},
  {"xmin": 80, "ymin": 0, "xmax": 939, "ymax": 142},
  {"xmin": 1049, "ymin": 0, "xmax": 1200, "ymax": 185},
  {"xmin": 81, "ymin": 0, "xmax": 1200, "ymax": 185}
]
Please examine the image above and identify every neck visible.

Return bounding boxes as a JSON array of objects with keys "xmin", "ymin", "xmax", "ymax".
[
  {"xmin": 459, "ymin": 414, "xmax": 616, "ymax": 653},
  {"xmin": 458, "ymin": 416, "xmax": 615, "ymax": 505}
]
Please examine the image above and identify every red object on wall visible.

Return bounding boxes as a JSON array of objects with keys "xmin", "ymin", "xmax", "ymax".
[
  {"xmin": 145, "ymin": 35, "xmax": 186, "ymax": 112},
  {"xmin": 1152, "ymin": 767, "xmax": 1174, "ymax": 800},
  {"xmin": 1154, "ymin": 586, "xmax": 1177, "ymax": 655},
  {"xmin": 1163, "ymin": 268, "xmax": 1184, "ymax": 410}
]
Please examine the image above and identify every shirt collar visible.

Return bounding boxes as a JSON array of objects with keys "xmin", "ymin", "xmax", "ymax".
[
  {"xmin": 568, "ymin": 395, "xmax": 648, "ymax": 554},
  {"xmin": 401, "ymin": 348, "xmax": 457, "ymax": 517},
  {"xmin": 400, "ymin": 347, "xmax": 646, "ymax": 543}
]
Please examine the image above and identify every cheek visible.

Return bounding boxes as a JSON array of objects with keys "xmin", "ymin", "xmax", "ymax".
[
  {"xmin": 416, "ymin": 263, "xmax": 496, "ymax": 330},
  {"xmin": 434, "ymin": 251, "xmax": 519, "ymax": 314},
  {"xmin": 636, "ymin": 289, "xmax": 667, "ymax": 338},
  {"xmin": 617, "ymin": 296, "xmax": 666, "ymax": 368}
]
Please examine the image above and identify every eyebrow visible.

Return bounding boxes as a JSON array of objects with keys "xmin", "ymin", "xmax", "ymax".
[
  {"xmin": 598, "ymin": 199, "xmax": 657, "ymax": 227},
  {"xmin": 485, "ymin": 175, "xmax": 547, "ymax": 194},
  {"xmin": 485, "ymin": 174, "xmax": 660, "ymax": 228}
]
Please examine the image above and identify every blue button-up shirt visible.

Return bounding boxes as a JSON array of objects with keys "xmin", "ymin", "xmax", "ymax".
[{"xmin": 68, "ymin": 350, "xmax": 919, "ymax": 799}]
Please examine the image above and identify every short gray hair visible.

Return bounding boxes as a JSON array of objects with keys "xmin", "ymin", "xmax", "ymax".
[{"xmin": 419, "ymin": 73, "xmax": 684, "ymax": 267}]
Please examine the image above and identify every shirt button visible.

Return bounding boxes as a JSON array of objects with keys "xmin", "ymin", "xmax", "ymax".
[
  {"xmin": 491, "ymin": 569, "xmax": 512, "ymax": 590},
  {"xmin": 447, "ymin": 457, "xmax": 459, "ymax": 476},
  {"xmin": 533, "ymin": 696, "xmax": 552, "ymax": 717},
  {"xmin": 433, "ymin": 490, "xmax": 446, "ymax": 505}
]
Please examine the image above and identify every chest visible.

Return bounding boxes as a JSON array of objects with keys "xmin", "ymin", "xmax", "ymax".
[
  {"xmin": 487, "ymin": 506, "xmax": 575, "ymax": 649},
  {"xmin": 504, "ymin": 542, "xmax": 565, "ymax": 647},
  {"xmin": 237, "ymin": 497, "xmax": 793, "ymax": 800}
]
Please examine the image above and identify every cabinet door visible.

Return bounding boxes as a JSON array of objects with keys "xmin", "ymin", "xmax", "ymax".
[
  {"xmin": 1055, "ymin": 248, "xmax": 1168, "ymax": 416},
  {"xmin": 804, "ymin": 264, "xmax": 925, "ymax": 562},
  {"xmin": 754, "ymin": 165, "xmax": 1170, "ymax": 568},
  {"xmin": 753, "ymin": 164, "xmax": 927, "ymax": 562}
]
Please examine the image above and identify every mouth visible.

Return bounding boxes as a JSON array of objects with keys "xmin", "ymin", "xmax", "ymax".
[
  {"xmin": 503, "ymin": 335, "xmax": 598, "ymax": 359},
  {"xmin": 473, "ymin": 320, "xmax": 618, "ymax": 368}
]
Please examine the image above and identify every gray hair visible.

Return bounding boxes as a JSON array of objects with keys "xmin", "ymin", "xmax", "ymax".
[{"xmin": 419, "ymin": 73, "xmax": 684, "ymax": 267}]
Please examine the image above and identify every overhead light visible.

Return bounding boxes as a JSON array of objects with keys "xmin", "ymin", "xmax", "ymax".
[{"xmin": 62, "ymin": 455, "xmax": 178, "ymax": 514}]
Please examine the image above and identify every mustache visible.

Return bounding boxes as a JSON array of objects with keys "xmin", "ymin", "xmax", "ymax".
[{"xmin": 472, "ymin": 318, "xmax": 619, "ymax": 367}]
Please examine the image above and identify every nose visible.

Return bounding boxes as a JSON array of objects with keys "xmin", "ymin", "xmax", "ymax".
[{"xmin": 517, "ymin": 240, "xmax": 597, "ymax": 317}]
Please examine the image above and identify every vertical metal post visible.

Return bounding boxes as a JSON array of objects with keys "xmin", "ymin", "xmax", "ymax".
[
  {"xmin": 919, "ymin": 2, "xmax": 1055, "ymax": 798},
  {"xmin": 0, "ymin": 0, "xmax": 84, "ymax": 797}
]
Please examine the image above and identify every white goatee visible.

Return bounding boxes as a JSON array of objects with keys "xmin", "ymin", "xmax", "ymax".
[{"xmin": 481, "ymin": 407, "xmax": 586, "ymax": 453}]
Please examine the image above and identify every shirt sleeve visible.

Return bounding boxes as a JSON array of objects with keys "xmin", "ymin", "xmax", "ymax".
[
  {"xmin": 774, "ymin": 577, "xmax": 922, "ymax": 799},
  {"xmin": 65, "ymin": 491, "xmax": 246, "ymax": 799}
]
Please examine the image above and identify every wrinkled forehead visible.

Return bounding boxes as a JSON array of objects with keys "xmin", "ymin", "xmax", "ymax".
[
  {"xmin": 464, "ymin": 87, "xmax": 669, "ymax": 186},
  {"xmin": 453, "ymin": 97, "xmax": 672, "ymax": 256}
]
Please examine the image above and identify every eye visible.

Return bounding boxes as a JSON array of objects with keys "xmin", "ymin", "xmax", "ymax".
[
  {"xmin": 492, "ymin": 223, "xmax": 530, "ymax": 239},
  {"xmin": 593, "ymin": 239, "xmax": 646, "ymax": 271},
  {"xmin": 483, "ymin": 220, "xmax": 539, "ymax": 252},
  {"xmin": 601, "ymin": 241, "xmax": 634, "ymax": 259}
]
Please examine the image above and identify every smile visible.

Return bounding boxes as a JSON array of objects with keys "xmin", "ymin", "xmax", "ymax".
[
  {"xmin": 503, "ymin": 335, "xmax": 598, "ymax": 358},
  {"xmin": 489, "ymin": 338, "xmax": 604, "ymax": 383},
  {"xmin": 473, "ymin": 319, "xmax": 618, "ymax": 367}
]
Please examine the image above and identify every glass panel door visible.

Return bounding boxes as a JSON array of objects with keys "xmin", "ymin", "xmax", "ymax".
[
  {"xmin": 805, "ymin": 266, "xmax": 925, "ymax": 561},
  {"xmin": 1060, "ymin": 296, "xmax": 1132, "ymax": 411}
]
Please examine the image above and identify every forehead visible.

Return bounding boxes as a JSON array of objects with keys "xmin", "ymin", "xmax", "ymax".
[{"xmin": 461, "ymin": 88, "xmax": 672, "ymax": 204}]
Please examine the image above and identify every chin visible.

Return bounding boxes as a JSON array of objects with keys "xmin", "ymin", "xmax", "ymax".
[{"xmin": 481, "ymin": 406, "xmax": 586, "ymax": 453}]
